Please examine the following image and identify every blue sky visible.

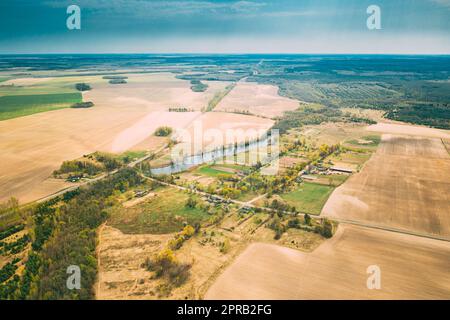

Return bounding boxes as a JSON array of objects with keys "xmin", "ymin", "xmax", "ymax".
[{"xmin": 0, "ymin": 0, "xmax": 449, "ymax": 53}]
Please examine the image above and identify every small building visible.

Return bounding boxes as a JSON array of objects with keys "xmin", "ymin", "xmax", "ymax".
[
  {"xmin": 302, "ymin": 175, "xmax": 318, "ymax": 181},
  {"xmin": 330, "ymin": 166, "xmax": 353, "ymax": 174}
]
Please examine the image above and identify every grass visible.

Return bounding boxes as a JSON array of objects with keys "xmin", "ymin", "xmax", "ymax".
[
  {"xmin": 327, "ymin": 151, "xmax": 372, "ymax": 166},
  {"xmin": 306, "ymin": 174, "xmax": 349, "ymax": 187},
  {"xmin": 117, "ymin": 150, "xmax": 147, "ymax": 163},
  {"xmin": 279, "ymin": 182, "xmax": 334, "ymax": 215},
  {"xmin": 109, "ymin": 187, "xmax": 210, "ymax": 234},
  {"xmin": 196, "ymin": 165, "xmax": 233, "ymax": 177},
  {"xmin": 346, "ymin": 135, "xmax": 381, "ymax": 148},
  {"xmin": 0, "ymin": 92, "xmax": 82, "ymax": 120}
]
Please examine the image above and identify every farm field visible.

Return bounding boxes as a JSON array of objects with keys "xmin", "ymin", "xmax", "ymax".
[
  {"xmin": 0, "ymin": 92, "xmax": 81, "ymax": 121},
  {"xmin": 205, "ymin": 224, "xmax": 450, "ymax": 300},
  {"xmin": 322, "ymin": 132, "xmax": 450, "ymax": 237},
  {"xmin": 279, "ymin": 182, "xmax": 334, "ymax": 215},
  {"xmin": 214, "ymin": 82, "xmax": 299, "ymax": 118},
  {"xmin": 84, "ymin": 73, "xmax": 231, "ymax": 112}
]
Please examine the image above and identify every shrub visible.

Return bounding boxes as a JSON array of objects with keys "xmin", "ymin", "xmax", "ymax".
[
  {"xmin": 75, "ymin": 83, "xmax": 91, "ymax": 91},
  {"xmin": 71, "ymin": 101, "xmax": 94, "ymax": 109},
  {"xmin": 144, "ymin": 248, "xmax": 191, "ymax": 287},
  {"xmin": 154, "ymin": 126, "xmax": 173, "ymax": 137}
]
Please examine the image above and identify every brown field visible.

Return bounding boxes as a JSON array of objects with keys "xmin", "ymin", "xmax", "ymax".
[
  {"xmin": 215, "ymin": 82, "xmax": 299, "ymax": 118},
  {"xmin": 0, "ymin": 73, "xmax": 244, "ymax": 204},
  {"xmin": 279, "ymin": 156, "xmax": 309, "ymax": 168},
  {"xmin": 323, "ymin": 134, "xmax": 450, "ymax": 237},
  {"xmin": 300, "ymin": 122, "xmax": 376, "ymax": 146},
  {"xmin": 368, "ymin": 122, "xmax": 450, "ymax": 139},
  {"xmin": 85, "ymin": 73, "xmax": 231, "ymax": 112},
  {"xmin": 95, "ymin": 225, "xmax": 173, "ymax": 300},
  {"xmin": 205, "ymin": 224, "xmax": 450, "ymax": 300}
]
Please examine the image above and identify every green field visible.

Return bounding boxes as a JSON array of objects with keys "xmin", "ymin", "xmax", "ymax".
[
  {"xmin": 109, "ymin": 187, "xmax": 210, "ymax": 234},
  {"xmin": 0, "ymin": 92, "xmax": 82, "ymax": 120},
  {"xmin": 196, "ymin": 165, "xmax": 233, "ymax": 177},
  {"xmin": 280, "ymin": 182, "xmax": 334, "ymax": 215}
]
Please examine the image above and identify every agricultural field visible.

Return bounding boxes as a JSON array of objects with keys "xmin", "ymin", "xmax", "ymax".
[
  {"xmin": 278, "ymin": 183, "xmax": 334, "ymax": 215},
  {"xmin": 108, "ymin": 187, "xmax": 211, "ymax": 234},
  {"xmin": 205, "ymin": 224, "xmax": 450, "ymax": 300},
  {"xmin": 323, "ymin": 131, "xmax": 450, "ymax": 237},
  {"xmin": 0, "ymin": 92, "xmax": 81, "ymax": 121},
  {"xmin": 214, "ymin": 82, "xmax": 299, "ymax": 118}
]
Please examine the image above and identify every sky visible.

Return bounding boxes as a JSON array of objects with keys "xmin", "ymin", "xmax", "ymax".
[{"xmin": 0, "ymin": 0, "xmax": 449, "ymax": 54}]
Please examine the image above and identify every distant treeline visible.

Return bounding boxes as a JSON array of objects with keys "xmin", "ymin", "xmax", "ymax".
[
  {"xmin": 168, "ymin": 107, "xmax": 194, "ymax": 112},
  {"xmin": 273, "ymin": 104, "xmax": 376, "ymax": 135},
  {"xmin": 190, "ymin": 79, "xmax": 208, "ymax": 92},
  {"xmin": 102, "ymin": 75, "xmax": 128, "ymax": 80},
  {"xmin": 385, "ymin": 103, "xmax": 450, "ymax": 130},
  {"xmin": 75, "ymin": 83, "xmax": 91, "ymax": 91},
  {"xmin": 71, "ymin": 101, "xmax": 94, "ymax": 108}
]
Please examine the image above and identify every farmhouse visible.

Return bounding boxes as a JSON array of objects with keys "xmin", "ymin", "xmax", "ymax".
[{"xmin": 329, "ymin": 166, "xmax": 353, "ymax": 174}]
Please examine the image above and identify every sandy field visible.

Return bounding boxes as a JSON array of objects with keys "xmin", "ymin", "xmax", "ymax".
[
  {"xmin": 85, "ymin": 73, "xmax": 230, "ymax": 112},
  {"xmin": 300, "ymin": 122, "xmax": 376, "ymax": 146},
  {"xmin": 95, "ymin": 225, "xmax": 173, "ymax": 300},
  {"xmin": 322, "ymin": 134, "xmax": 450, "ymax": 237},
  {"xmin": 0, "ymin": 73, "xmax": 233, "ymax": 204},
  {"xmin": 205, "ymin": 224, "xmax": 450, "ymax": 300},
  {"xmin": 215, "ymin": 82, "xmax": 299, "ymax": 118}
]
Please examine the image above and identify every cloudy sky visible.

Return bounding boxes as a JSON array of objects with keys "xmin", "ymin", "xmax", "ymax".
[{"xmin": 0, "ymin": 0, "xmax": 449, "ymax": 53}]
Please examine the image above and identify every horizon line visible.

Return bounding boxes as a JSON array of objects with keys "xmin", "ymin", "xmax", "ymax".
[{"xmin": 1, "ymin": 52, "xmax": 450, "ymax": 56}]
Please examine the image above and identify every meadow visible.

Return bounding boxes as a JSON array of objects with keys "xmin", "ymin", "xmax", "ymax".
[
  {"xmin": 279, "ymin": 182, "xmax": 334, "ymax": 215},
  {"xmin": 0, "ymin": 92, "xmax": 81, "ymax": 120},
  {"xmin": 109, "ymin": 187, "xmax": 210, "ymax": 234}
]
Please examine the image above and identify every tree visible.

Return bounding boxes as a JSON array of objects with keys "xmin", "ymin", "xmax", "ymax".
[
  {"xmin": 185, "ymin": 197, "xmax": 197, "ymax": 209},
  {"xmin": 304, "ymin": 213, "xmax": 311, "ymax": 226},
  {"xmin": 321, "ymin": 218, "xmax": 334, "ymax": 238},
  {"xmin": 220, "ymin": 238, "xmax": 231, "ymax": 253}
]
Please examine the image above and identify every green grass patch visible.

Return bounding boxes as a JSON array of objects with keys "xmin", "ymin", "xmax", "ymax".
[
  {"xmin": 346, "ymin": 135, "xmax": 381, "ymax": 147},
  {"xmin": 109, "ymin": 187, "xmax": 210, "ymax": 234},
  {"xmin": 0, "ymin": 92, "xmax": 82, "ymax": 120},
  {"xmin": 280, "ymin": 182, "xmax": 334, "ymax": 215},
  {"xmin": 196, "ymin": 165, "xmax": 233, "ymax": 177}
]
